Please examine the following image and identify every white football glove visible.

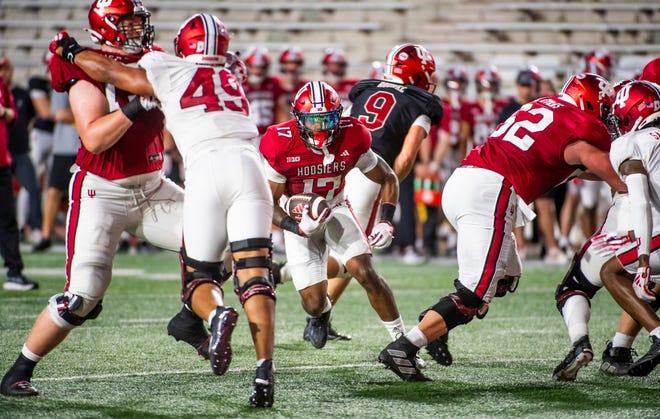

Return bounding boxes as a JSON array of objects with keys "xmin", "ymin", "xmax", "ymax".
[
  {"xmin": 369, "ymin": 221, "xmax": 394, "ymax": 249},
  {"xmin": 633, "ymin": 266, "xmax": 655, "ymax": 303},
  {"xmin": 590, "ymin": 232, "xmax": 632, "ymax": 257},
  {"xmin": 139, "ymin": 96, "xmax": 161, "ymax": 111},
  {"xmin": 297, "ymin": 205, "xmax": 330, "ymax": 237}
]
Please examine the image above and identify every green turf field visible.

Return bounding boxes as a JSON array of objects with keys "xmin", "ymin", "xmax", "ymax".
[{"xmin": 1, "ymin": 250, "xmax": 658, "ymax": 418}]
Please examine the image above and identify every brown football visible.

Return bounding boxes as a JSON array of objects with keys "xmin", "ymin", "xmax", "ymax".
[{"xmin": 285, "ymin": 192, "xmax": 330, "ymax": 222}]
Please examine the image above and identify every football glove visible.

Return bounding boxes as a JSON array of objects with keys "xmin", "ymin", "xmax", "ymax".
[
  {"xmin": 49, "ymin": 31, "xmax": 85, "ymax": 64},
  {"xmin": 298, "ymin": 205, "xmax": 330, "ymax": 237},
  {"xmin": 139, "ymin": 96, "xmax": 161, "ymax": 111},
  {"xmin": 369, "ymin": 221, "xmax": 394, "ymax": 249},
  {"xmin": 633, "ymin": 266, "xmax": 655, "ymax": 303},
  {"xmin": 590, "ymin": 232, "xmax": 632, "ymax": 258}
]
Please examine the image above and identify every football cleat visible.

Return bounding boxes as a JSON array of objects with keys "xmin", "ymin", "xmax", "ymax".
[
  {"xmin": 303, "ymin": 317, "xmax": 351, "ymax": 342},
  {"xmin": 628, "ymin": 335, "xmax": 660, "ymax": 377},
  {"xmin": 306, "ymin": 311, "xmax": 331, "ymax": 349},
  {"xmin": 167, "ymin": 307, "xmax": 210, "ymax": 360},
  {"xmin": 209, "ymin": 306, "xmax": 239, "ymax": 375},
  {"xmin": 599, "ymin": 341, "xmax": 634, "ymax": 376},
  {"xmin": 426, "ymin": 334, "xmax": 453, "ymax": 366},
  {"xmin": 378, "ymin": 336, "xmax": 431, "ymax": 382},
  {"xmin": 249, "ymin": 359, "xmax": 274, "ymax": 408},
  {"xmin": 552, "ymin": 335, "xmax": 593, "ymax": 381},
  {"xmin": 0, "ymin": 377, "xmax": 38, "ymax": 397}
]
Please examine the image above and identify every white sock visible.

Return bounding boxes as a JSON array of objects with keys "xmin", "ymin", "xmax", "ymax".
[
  {"xmin": 322, "ymin": 297, "xmax": 332, "ymax": 314},
  {"xmin": 21, "ymin": 344, "xmax": 42, "ymax": 363},
  {"xmin": 650, "ymin": 326, "xmax": 660, "ymax": 340},
  {"xmin": 611, "ymin": 332, "xmax": 635, "ymax": 349},
  {"xmin": 405, "ymin": 326, "xmax": 427, "ymax": 348},
  {"xmin": 382, "ymin": 317, "xmax": 405, "ymax": 341},
  {"xmin": 561, "ymin": 295, "xmax": 590, "ymax": 344}
]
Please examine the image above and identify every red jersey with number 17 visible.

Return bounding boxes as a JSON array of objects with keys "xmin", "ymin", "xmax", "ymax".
[
  {"xmin": 462, "ymin": 95, "xmax": 611, "ymax": 203},
  {"xmin": 260, "ymin": 116, "xmax": 373, "ymax": 206},
  {"xmin": 49, "ymin": 50, "xmax": 165, "ymax": 180}
]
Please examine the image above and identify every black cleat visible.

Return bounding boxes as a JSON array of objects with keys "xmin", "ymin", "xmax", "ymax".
[
  {"xmin": 378, "ymin": 336, "xmax": 431, "ymax": 382},
  {"xmin": 3, "ymin": 275, "xmax": 39, "ymax": 291},
  {"xmin": 31, "ymin": 238, "xmax": 52, "ymax": 252},
  {"xmin": 628, "ymin": 335, "xmax": 660, "ymax": 377},
  {"xmin": 249, "ymin": 359, "xmax": 274, "ymax": 408},
  {"xmin": 552, "ymin": 335, "xmax": 593, "ymax": 381},
  {"xmin": 0, "ymin": 377, "xmax": 38, "ymax": 397},
  {"xmin": 304, "ymin": 311, "xmax": 331, "ymax": 349},
  {"xmin": 599, "ymin": 341, "xmax": 634, "ymax": 376},
  {"xmin": 167, "ymin": 307, "xmax": 210, "ymax": 360},
  {"xmin": 304, "ymin": 317, "xmax": 351, "ymax": 342},
  {"xmin": 209, "ymin": 306, "xmax": 238, "ymax": 375},
  {"xmin": 426, "ymin": 333, "xmax": 452, "ymax": 366}
]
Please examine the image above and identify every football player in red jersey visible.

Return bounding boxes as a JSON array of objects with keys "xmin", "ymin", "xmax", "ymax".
[
  {"xmin": 260, "ymin": 81, "xmax": 408, "ymax": 353},
  {"xmin": 463, "ymin": 65, "xmax": 509, "ymax": 150},
  {"xmin": 35, "ymin": 13, "xmax": 277, "ymax": 407},
  {"xmin": 276, "ymin": 45, "xmax": 308, "ymax": 124},
  {"xmin": 378, "ymin": 73, "xmax": 628, "ymax": 381},
  {"xmin": 321, "ymin": 48, "xmax": 359, "ymax": 110},
  {"xmin": 1, "ymin": 0, "xmax": 202, "ymax": 399},
  {"xmin": 242, "ymin": 45, "xmax": 284, "ymax": 136}
]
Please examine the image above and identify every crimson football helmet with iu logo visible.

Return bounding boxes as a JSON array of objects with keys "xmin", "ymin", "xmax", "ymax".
[
  {"xmin": 292, "ymin": 81, "xmax": 343, "ymax": 152},
  {"xmin": 87, "ymin": 0, "xmax": 154, "ymax": 54},
  {"xmin": 383, "ymin": 43, "xmax": 436, "ymax": 92},
  {"xmin": 608, "ymin": 80, "xmax": 660, "ymax": 138},
  {"xmin": 560, "ymin": 73, "xmax": 614, "ymax": 122},
  {"xmin": 174, "ymin": 13, "xmax": 229, "ymax": 65}
]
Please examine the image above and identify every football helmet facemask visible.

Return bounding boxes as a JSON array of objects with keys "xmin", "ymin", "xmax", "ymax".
[
  {"xmin": 383, "ymin": 43, "xmax": 436, "ymax": 92},
  {"xmin": 560, "ymin": 73, "xmax": 614, "ymax": 122},
  {"xmin": 87, "ymin": 0, "xmax": 154, "ymax": 55},
  {"xmin": 174, "ymin": 13, "xmax": 230, "ymax": 65},
  {"xmin": 292, "ymin": 81, "xmax": 343, "ymax": 150},
  {"xmin": 608, "ymin": 80, "xmax": 660, "ymax": 138}
]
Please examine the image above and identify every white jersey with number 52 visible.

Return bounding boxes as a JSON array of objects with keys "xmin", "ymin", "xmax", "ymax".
[{"xmin": 139, "ymin": 51, "xmax": 258, "ymax": 165}]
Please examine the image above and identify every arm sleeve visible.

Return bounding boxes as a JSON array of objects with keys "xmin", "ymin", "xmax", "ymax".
[{"xmin": 625, "ymin": 172, "xmax": 652, "ymax": 256}]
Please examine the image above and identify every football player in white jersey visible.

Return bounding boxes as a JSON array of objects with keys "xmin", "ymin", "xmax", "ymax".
[
  {"xmin": 552, "ymin": 80, "xmax": 660, "ymax": 381},
  {"xmin": 44, "ymin": 13, "xmax": 276, "ymax": 407}
]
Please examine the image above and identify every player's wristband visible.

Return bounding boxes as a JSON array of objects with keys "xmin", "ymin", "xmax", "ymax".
[
  {"xmin": 380, "ymin": 202, "xmax": 396, "ymax": 224},
  {"xmin": 280, "ymin": 216, "xmax": 301, "ymax": 235},
  {"xmin": 120, "ymin": 96, "xmax": 147, "ymax": 122}
]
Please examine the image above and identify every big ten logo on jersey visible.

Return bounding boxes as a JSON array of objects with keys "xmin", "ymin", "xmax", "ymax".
[{"xmin": 287, "ymin": 156, "xmax": 300, "ymax": 163}]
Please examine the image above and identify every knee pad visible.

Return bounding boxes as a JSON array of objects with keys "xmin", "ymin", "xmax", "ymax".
[
  {"xmin": 555, "ymin": 254, "xmax": 599, "ymax": 313},
  {"xmin": 429, "ymin": 280, "xmax": 488, "ymax": 330},
  {"xmin": 234, "ymin": 276, "xmax": 276, "ymax": 305},
  {"xmin": 179, "ymin": 247, "xmax": 227, "ymax": 305},
  {"xmin": 230, "ymin": 237, "xmax": 274, "ymax": 287},
  {"xmin": 47, "ymin": 292, "xmax": 103, "ymax": 330}
]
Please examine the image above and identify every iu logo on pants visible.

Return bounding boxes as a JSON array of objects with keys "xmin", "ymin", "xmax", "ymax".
[{"xmin": 87, "ymin": 189, "xmax": 96, "ymax": 198}]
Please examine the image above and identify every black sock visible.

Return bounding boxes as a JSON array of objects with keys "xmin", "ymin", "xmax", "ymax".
[{"xmin": 5, "ymin": 353, "xmax": 37, "ymax": 382}]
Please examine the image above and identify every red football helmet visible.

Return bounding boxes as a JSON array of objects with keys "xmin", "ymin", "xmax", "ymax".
[
  {"xmin": 560, "ymin": 73, "xmax": 614, "ymax": 121},
  {"xmin": 475, "ymin": 65, "xmax": 500, "ymax": 94},
  {"xmin": 87, "ymin": 0, "xmax": 154, "ymax": 54},
  {"xmin": 322, "ymin": 48, "xmax": 348, "ymax": 76},
  {"xmin": 292, "ymin": 81, "xmax": 343, "ymax": 150},
  {"xmin": 639, "ymin": 57, "xmax": 660, "ymax": 84},
  {"xmin": 244, "ymin": 45, "xmax": 270, "ymax": 69},
  {"xmin": 279, "ymin": 46, "xmax": 304, "ymax": 65},
  {"xmin": 583, "ymin": 48, "xmax": 613, "ymax": 79},
  {"xmin": 383, "ymin": 43, "xmax": 436, "ymax": 91},
  {"xmin": 444, "ymin": 66, "xmax": 468, "ymax": 92},
  {"xmin": 174, "ymin": 13, "xmax": 229, "ymax": 65},
  {"xmin": 608, "ymin": 80, "xmax": 660, "ymax": 138}
]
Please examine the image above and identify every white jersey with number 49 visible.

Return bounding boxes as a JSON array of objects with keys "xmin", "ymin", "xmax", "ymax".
[{"xmin": 138, "ymin": 51, "xmax": 258, "ymax": 165}]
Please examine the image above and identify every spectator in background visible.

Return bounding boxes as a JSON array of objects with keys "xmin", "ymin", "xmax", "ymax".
[
  {"xmin": 0, "ymin": 57, "xmax": 38, "ymax": 291},
  {"xmin": 321, "ymin": 48, "xmax": 359, "ymax": 110},
  {"xmin": 32, "ymin": 91, "xmax": 79, "ymax": 252},
  {"xmin": 242, "ymin": 45, "xmax": 283, "ymax": 137},
  {"xmin": 276, "ymin": 46, "xmax": 307, "ymax": 123},
  {"xmin": 1, "ymin": 57, "xmax": 44, "ymax": 244}
]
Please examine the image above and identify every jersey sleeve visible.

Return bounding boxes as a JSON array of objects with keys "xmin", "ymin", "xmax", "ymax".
[
  {"xmin": 356, "ymin": 148, "xmax": 378, "ymax": 173},
  {"xmin": 49, "ymin": 53, "xmax": 103, "ymax": 93},
  {"xmin": 610, "ymin": 132, "xmax": 643, "ymax": 172},
  {"xmin": 139, "ymin": 52, "xmax": 170, "ymax": 100}
]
